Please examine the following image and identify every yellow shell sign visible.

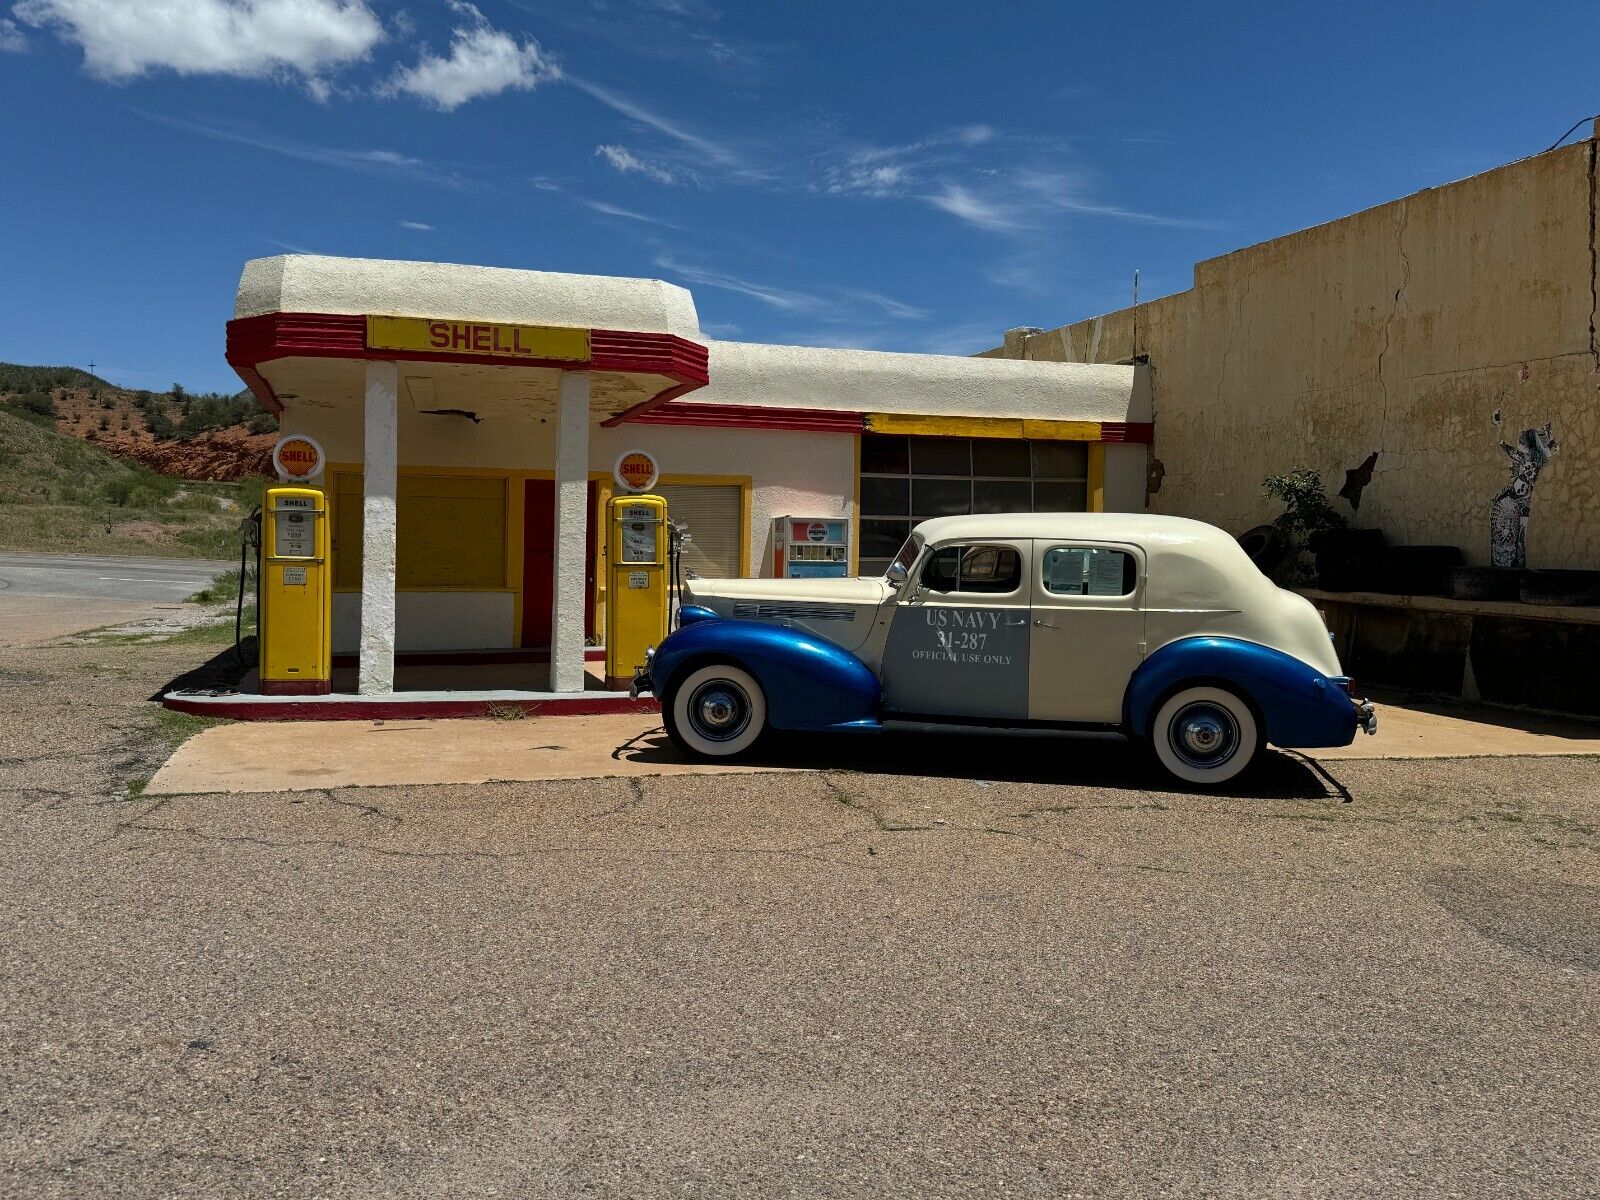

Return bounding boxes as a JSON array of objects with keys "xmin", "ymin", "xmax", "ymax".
[
  {"xmin": 614, "ymin": 450, "xmax": 659, "ymax": 492},
  {"xmin": 365, "ymin": 315, "xmax": 590, "ymax": 362},
  {"xmin": 272, "ymin": 434, "xmax": 325, "ymax": 481}
]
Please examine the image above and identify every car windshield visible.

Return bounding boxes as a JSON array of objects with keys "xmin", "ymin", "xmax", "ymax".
[{"xmin": 885, "ymin": 533, "xmax": 922, "ymax": 583}]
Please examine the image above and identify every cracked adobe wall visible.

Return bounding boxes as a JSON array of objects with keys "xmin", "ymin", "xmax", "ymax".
[{"xmin": 988, "ymin": 136, "xmax": 1600, "ymax": 569}]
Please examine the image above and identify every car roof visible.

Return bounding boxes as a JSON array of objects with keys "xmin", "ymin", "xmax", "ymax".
[{"xmin": 913, "ymin": 512, "xmax": 1240, "ymax": 550}]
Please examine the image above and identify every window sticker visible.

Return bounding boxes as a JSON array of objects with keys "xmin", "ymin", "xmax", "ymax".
[{"xmin": 1044, "ymin": 548, "xmax": 1132, "ymax": 596}]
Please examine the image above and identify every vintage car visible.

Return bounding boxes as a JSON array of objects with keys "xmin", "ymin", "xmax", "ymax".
[{"xmin": 633, "ymin": 513, "xmax": 1376, "ymax": 787}]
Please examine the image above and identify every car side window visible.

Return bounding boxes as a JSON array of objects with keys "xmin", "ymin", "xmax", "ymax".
[
  {"xmin": 920, "ymin": 544, "xmax": 1022, "ymax": 595},
  {"xmin": 1042, "ymin": 546, "xmax": 1137, "ymax": 597}
]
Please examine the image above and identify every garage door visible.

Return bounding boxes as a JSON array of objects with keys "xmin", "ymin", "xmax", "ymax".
[{"xmin": 654, "ymin": 483, "xmax": 744, "ymax": 578}]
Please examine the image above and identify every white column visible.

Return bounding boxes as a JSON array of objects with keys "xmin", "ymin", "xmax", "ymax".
[
  {"xmin": 550, "ymin": 371, "xmax": 591, "ymax": 693},
  {"xmin": 359, "ymin": 360, "xmax": 399, "ymax": 695}
]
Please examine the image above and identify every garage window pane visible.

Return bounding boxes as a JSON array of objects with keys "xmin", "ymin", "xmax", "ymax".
[
  {"xmin": 972, "ymin": 479, "xmax": 1031, "ymax": 514},
  {"xmin": 860, "ymin": 434, "xmax": 910, "ymax": 474},
  {"xmin": 971, "ymin": 438, "xmax": 1031, "ymax": 477},
  {"xmin": 909, "ymin": 436, "xmax": 971, "ymax": 475},
  {"xmin": 860, "ymin": 475, "xmax": 910, "ymax": 516},
  {"xmin": 1031, "ymin": 440, "xmax": 1088, "ymax": 480},
  {"xmin": 861, "ymin": 518, "xmax": 913, "ymax": 560},
  {"xmin": 1034, "ymin": 481, "xmax": 1088, "ymax": 512},
  {"xmin": 912, "ymin": 477, "xmax": 971, "ymax": 518}
]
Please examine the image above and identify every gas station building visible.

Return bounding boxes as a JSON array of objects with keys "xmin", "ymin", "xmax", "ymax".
[{"xmin": 210, "ymin": 254, "xmax": 1151, "ymax": 712}]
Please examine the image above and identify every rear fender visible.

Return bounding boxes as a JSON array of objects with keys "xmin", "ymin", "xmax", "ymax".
[
  {"xmin": 652, "ymin": 618, "xmax": 881, "ymax": 733},
  {"xmin": 1124, "ymin": 636, "xmax": 1358, "ymax": 749}
]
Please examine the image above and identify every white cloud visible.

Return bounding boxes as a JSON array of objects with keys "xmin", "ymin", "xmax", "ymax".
[
  {"xmin": 12, "ymin": 0, "xmax": 383, "ymax": 88},
  {"xmin": 0, "ymin": 17, "xmax": 27, "ymax": 51},
  {"xmin": 655, "ymin": 257, "xmax": 927, "ymax": 322},
  {"xmin": 578, "ymin": 198, "xmax": 680, "ymax": 228},
  {"xmin": 133, "ymin": 108, "xmax": 463, "ymax": 187},
  {"xmin": 595, "ymin": 143, "xmax": 677, "ymax": 185},
  {"xmin": 926, "ymin": 183, "xmax": 1027, "ymax": 233},
  {"xmin": 398, "ymin": 219, "xmax": 434, "ymax": 230},
  {"xmin": 655, "ymin": 258, "xmax": 825, "ymax": 313},
  {"xmin": 570, "ymin": 76, "xmax": 747, "ymax": 172},
  {"xmin": 385, "ymin": 1, "xmax": 558, "ymax": 110}
]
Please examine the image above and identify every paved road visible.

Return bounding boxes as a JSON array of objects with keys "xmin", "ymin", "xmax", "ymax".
[
  {"xmin": 2, "ymin": 634, "xmax": 1597, "ymax": 1198},
  {"xmin": 0, "ymin": 552, "xmax": 233, "ymax": 602}
]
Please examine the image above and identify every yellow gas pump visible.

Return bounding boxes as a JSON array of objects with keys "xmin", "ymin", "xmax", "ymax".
[
  {"xmin": 260, "ymin": 485, "xmax": 332, "ymax": 695},
  {"xmin": 604, "ymin": 493, "xmax": 668, "ymax": 690}
]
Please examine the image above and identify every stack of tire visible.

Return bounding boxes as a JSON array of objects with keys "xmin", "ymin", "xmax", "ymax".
[{"xmin": 1308, "ymin": 528, "xmax": 1385, "ymax": 592}]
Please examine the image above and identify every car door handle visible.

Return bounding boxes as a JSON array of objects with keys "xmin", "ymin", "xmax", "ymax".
[{"xmin": 1033, "ymin": 618, "xmax": 1055, "ymax": 628}]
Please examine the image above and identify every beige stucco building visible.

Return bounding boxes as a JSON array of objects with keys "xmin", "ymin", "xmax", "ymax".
[{"xmin": 983, "ymin": 121, "xmax": 1600, "ymax": 572}]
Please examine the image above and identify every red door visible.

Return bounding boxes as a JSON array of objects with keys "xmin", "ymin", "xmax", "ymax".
[{"xmin": 521, "ymin": 480, "xmax": 598, "ymax": 648}]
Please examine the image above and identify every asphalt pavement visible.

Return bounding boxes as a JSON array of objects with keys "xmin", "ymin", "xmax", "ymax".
[
  {"xmin": 2, "ymin": 634, "xmax": 1598, "ymax": 1198},
  {"xmin": 0, "ymin": 552, "xmax": 233, "ymax": 603}
]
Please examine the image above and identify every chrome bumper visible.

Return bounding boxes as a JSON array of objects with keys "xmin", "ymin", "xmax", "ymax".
[
  {"xmin": 629, "ymin": 667, "xmax": 652, "ymax": 700},
  {"xmin": 1355, "ymin": 699, "xmax": 1377, "ymax": 736}
]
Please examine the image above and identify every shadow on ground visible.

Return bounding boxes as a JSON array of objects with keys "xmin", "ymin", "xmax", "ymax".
[
  {"xmin": 150, "ymin": 636, "xmax": 256, "ymax": 700},
  {"xmin": 617, "ymin": 724, "xmax": 1349, "ymax": 802}
]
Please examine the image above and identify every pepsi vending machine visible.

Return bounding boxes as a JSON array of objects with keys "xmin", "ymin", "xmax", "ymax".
[{"xmin": 772, "ymin": 516, "xmax": 851, "ymax": 578}]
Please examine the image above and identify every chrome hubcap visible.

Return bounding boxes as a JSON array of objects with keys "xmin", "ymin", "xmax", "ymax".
[
  {"xmin": 1181, "ymin": 715, "xmax": 1226, "ymax": 755},
  {"xmin": 1169, "ymin": 702, "xmax": 1239, "ymax": 768},
  {"xmin": 688, "ymin": 681, "xmax": 751, "ymax": 742}
]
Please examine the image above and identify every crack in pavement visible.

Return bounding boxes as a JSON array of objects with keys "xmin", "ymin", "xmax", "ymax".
[{"xmin": 111, "ymin": 822, "xmax": 873, "ymax": 870}]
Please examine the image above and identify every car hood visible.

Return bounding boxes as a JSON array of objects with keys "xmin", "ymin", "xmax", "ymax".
[
  {"xmin": 686, "ymin": 575, "xmax": 893, "ymax": 607},
  {"xmin": 683, "ymin": 575, "xmax": 893, "ymax": 652}
]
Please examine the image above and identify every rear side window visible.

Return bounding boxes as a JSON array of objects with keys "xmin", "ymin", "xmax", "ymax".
[
  {"xmin": 921, "ymin": 544, "xmax": 1022, "ymax": 594},
  {"xmin": 1042, "ymin": 547, "xmax": 1137, "ymax": 597}
]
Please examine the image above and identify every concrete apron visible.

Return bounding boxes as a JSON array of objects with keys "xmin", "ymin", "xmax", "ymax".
[{"xmin": 145, "ymin": 698, "xmax": 1600, "ymax": 797}]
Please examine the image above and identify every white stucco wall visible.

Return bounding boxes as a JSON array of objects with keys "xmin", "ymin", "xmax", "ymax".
[
  {"xmin": 1104, "ymin": 443, "xmax": 1149, "ymax": 514},
  {"xmin": 591, "ymin": 423, "xmax": 857, "ymax": 574}
]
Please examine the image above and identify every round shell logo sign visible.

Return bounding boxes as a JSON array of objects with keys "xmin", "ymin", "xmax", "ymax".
[
  {"xmin": 613, "ymin": 450, "xmax": 659, "ymax": 492},
  {"xmin": 272, "ymin": 434, "xmax": 325, "ymax": 482}
]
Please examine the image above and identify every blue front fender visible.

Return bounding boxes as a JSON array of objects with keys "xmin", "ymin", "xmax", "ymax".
[
  {"xmin": 1124, "ymin": 637, "xmax": 1358, "ymax": 749},
  {"xmin": 650, "ymin": 618, "xmax": 881, "ymax": 733}
]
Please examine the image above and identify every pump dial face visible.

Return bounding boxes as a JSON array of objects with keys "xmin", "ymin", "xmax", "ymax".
[{"xmin": 621, "ymin": 519, "xmax": 658, "ymax": 563}]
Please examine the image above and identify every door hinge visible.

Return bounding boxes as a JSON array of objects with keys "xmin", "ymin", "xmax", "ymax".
[{"xmin": 1138, "ymin": 641, "xmax": 1147, "ymax": 659}]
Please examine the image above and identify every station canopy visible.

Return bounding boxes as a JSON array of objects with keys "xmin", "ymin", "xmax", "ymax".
[{"xmin": 227, "ymin": 255, "xmax": 1144, "ymax": 429}]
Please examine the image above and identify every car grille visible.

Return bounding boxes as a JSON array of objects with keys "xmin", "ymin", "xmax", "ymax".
[{"xmin": 732, "ymin": 602, "xmax": 854, "ymax": 622}]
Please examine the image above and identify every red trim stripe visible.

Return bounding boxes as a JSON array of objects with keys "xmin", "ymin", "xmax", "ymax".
[
  {"xmin": 163, "ymin": 693, "xmax": 657, "ymax": 721},
  {"xmin": 614, "ymin": 401, "xmax": 866, "ymax": 434},
  {"xmin": 1098, "ymin": 421, "xmax": 1155, "ymax": 444},
  {"xmin": 225, "ymin": 312, "xmax": 709, "ymax": 416}
]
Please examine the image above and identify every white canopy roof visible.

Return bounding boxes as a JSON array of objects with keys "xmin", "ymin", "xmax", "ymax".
[
  {"xmin": 696, "ymin": 340, "xmax": 1146, "ymax": 423},
  {"xmin": 235, "ymin": 254, "xmax": 703, "ymax": 341}
]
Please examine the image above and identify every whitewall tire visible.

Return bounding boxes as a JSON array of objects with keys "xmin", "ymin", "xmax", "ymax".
[
  {"xmin": 1150, "ymin": 686, "xmax": 1261, "ymax": 787},
  {"xmin": 664, "ymin": 663, "xmax": 769, "ymax": 760}
]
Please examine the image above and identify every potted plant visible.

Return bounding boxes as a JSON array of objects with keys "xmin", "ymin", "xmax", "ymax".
[{"xmin": 1261, "ymin": 469, "xmax": 1376, "ymax": 589}]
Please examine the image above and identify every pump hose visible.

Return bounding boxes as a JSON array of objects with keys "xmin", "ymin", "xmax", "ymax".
[
  {"xmin": 233, "ymin": 535, "xmax": 249, "ymax": 666},
  {"xmin": 234, "ymin": 507, "xmax": 260, "ymax": 668}
]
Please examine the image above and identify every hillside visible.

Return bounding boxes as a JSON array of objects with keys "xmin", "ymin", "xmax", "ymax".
[
  {"xmin": 0, "ymin": 391, "xmax": 267, "ymax": 559},
  {"xmin": 0, "ymin": 362, "xmax": 277, "ymax": 482}
]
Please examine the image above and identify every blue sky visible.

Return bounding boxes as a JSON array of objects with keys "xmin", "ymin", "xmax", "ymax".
[{"xmin": 2, "ymin": 0, "xmax": 1597, "ymax": 393}]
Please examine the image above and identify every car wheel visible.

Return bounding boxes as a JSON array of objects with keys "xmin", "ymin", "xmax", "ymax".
[
  {"xmin": 1150, "ymin": 686, "xmax": 1261, "ymax": 787},
  {"xmin": 663, "ymin": 663, "xmax": 769, "ymax": 760}
]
